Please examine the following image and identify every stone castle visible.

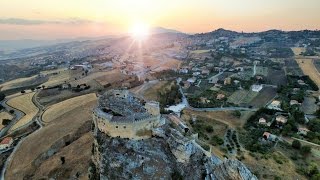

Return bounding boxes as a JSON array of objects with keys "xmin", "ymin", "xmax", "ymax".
[{"xmin": 92, "ymin": 89, "xmax": 163, "ymax": 139}]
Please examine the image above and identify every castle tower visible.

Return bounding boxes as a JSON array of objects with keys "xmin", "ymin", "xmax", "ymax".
[
  {"xmin": 145, "ymin": 101, "xmax": 160, "ymax": 116},
  {"xmin": 93, "ymin": 89, "xmax": 162, "ymax": 140}
]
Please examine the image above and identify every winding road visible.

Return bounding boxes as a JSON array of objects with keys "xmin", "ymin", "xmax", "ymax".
[
  {"xmin": 0, "ymin": 99, "xmax": 25, "ymax": 138},
  {"xmin": 1, "ymin": 91, "xmax": 46, "ymax": 180}
]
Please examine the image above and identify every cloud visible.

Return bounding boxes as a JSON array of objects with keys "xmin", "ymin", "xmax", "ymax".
[{"xmin": 0, "ymin": 18, "xmax": 95, "ymax": 25}]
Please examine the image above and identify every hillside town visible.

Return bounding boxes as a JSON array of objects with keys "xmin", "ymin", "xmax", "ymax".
[{"xmin": 0, "ymin": 28, "xmax": 320, "ymax": 179}]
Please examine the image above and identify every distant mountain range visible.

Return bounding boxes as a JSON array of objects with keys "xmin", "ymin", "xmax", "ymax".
[
  {"xmin": 0, "ymin": 27, "xmax": 183, "ymax": 51},
  {"xmin": 1, "ymin": 27, "xmax": 319, "ymax": 54},
  {"xmin": 149, "ymin": 27, "xmax": 183, "ymax": 34}
]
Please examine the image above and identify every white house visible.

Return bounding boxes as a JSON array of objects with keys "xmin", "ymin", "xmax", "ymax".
[
  {"xmin": 258, "ymin": 118, "xmax": 267, "ymax": 125},
  {"xmin": 275, "ymin": 115, "xmax": 288, "ymax": 124},
  {"xmin": 251, "ymin": 84, "xmax": 263, "ymax": 92},
  {"xmin": 208, "ymin": 76, "xmax": 219, "ymax": 84},
  {"xmin": 179, "ymin": 69, "xmax": 189, "ymax": 74},
  {"xmin": 268, "ymin": 100, "xmax": 281, "ymax": 110},
  {"xmin": 298, "ymin": 127, "xmax": 310, "ymax": 136},
  {"xmin": 192, "ymin": 72, "xmax": 201, "ymax": 76},
  {"xmin": 263, "ymin": 132, "xmax": 277, "ymax": 142},
  {"xmin": 187, "ymin": 77, "xmax": 197, "ymax": 84},
  {"xmin": 290, "ymin": 100, "xmax": 300, "ymax": 106}
]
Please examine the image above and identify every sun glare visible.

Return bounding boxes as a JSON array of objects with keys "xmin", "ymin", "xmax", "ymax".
[{"xmin": 130, "ymin": 22, "xmax": 150, "ymax": 40}]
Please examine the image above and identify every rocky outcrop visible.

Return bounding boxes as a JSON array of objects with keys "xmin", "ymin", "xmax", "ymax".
[
  {"xmin": 209, "ymin": 160, "xmax": 257, "ymax": 180},
  {"xmin": 92, "ymin": 123, "xmax": 257, "ymax": 180}
]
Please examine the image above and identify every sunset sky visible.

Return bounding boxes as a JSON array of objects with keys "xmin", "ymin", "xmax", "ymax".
[{"xmin": 0, "ymin": 0, "xmax": 319, "ymax": 40}]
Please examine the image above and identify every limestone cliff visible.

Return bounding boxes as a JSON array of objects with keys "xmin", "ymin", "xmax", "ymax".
[{"xmin": 91, "ymin": 123, "xmax": 257, "ymax": 180}]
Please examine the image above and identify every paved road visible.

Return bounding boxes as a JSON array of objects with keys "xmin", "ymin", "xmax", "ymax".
[
  {"xmin": 133, "ymin": 80, "xmax": 159, "ymax": 95},
  {"xmin": 261, "ymin": 84, "xmax": 278, "ymax": 88},
  {"xmin": 1, "ymin": 91, "xmax": 45, "ymax": 179},
  {"xmin": 188, "ymin": 106, "xmax": 258, "ymax": 112},
  {"xmin": 207, "ymin": 70, "xmax": 225, "ymax": 81},
  {"xmin": 31, "ymin": 91, "xmax": 45, "ymax": 127},
  {"xmin": 0, "ymin": 99, "xmax": 25, "ymax": 138}
]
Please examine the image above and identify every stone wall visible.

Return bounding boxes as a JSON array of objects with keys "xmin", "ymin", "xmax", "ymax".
[
  {"xmin": 144, "ymin": 101, "xmax": 160, "ymax": 116},
  {"xmin": 93, "ymin": 111, "xmax": 161, "ymax": 139}
]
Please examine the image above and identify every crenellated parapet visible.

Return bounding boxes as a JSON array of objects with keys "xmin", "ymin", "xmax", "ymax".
[{"xmin": 92, "ymin": 89, "xmax": 162, "ymax": 139}]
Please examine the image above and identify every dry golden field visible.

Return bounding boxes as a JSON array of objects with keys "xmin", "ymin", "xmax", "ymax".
[
  {"xmin": 0, "ymin": 112, "xmax": 13, "ymax": 130},
  {"xmin": 136, "ymin": 54, "xmax": 181, "ymax": 72},
  {"xmin": 7, "ymin": 92, "xmax": 38, "ymax": 131},
  {"xmin": 0, "ymin": 75, "xmax": 38, "ymax": 91},
  {"xmin": 296, "ymin": 58, "xmax": 320, "ymax": 88},
  {"xmin": 132, "ymin": 80, "xmax": 171, "ymax": 101},
  {"xmin": 151, "ymin": 57, "xmax": 181, "ymax": 71},
  {"xmin": 5, "ymin": 95, "xmax": 97, "ymax": 179},
  {"xmin": 41, "ymin": 69, "xmax": 76, "ymax": 87},
  {"xmin": 32, "ymin": 132, "xmax": 93, "ymax": 180},
  {"xmin": 40, "ymin": 68, "xmax": 68, "ymax": 76},
  {"xmin": 291, "ymin": 47, "xmax": 306, "ymax": 56},
  {"xmin": 241, "ymin": 151, "xmax": 305, "ymax": 180},
  {"xmin": 42, "ymin": 93, "xmax": 97, "ymax": 123},
  {"xmin": 182, "ymin": 109, "xmax": 246, "ymax": 128},
  {"xmin": 83, "ymin": 69, "xmax": 127, "ymax": 87}
]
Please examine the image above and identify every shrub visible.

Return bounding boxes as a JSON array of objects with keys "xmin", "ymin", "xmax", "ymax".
[{"xmin": 60, "ymin": 156, "xmax": 65, "ymax": 164}]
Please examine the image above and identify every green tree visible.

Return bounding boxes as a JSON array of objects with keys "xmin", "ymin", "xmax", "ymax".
[
  {"xmin": 308, "ymin": 119, "xmax": 320, "ymax": 132},
  {"xmin": 315, "ymin": 109, "xmax": 320, "ymax": 118},
  {"xmin": 300, "ymin": 145, "xmax": 312, "ymax": 155},
  {"xmin": 2, "ymin": 119, "xmax": 10, "ymax": 126},
  {"xmin": 60, "ymin": 156, "xmax": 65, "ymax": 164},
  {"xmin": 282, "ymin": 124, "xmax": 292, "ymax": 136},
  {"xmin": 233, "ymin": 110, "xmax": 241, "ymax": 118},
  {"xmin": 292, "ymin": 140, "xmax": 301, "ymax": 149},
  {"xmin": 205, "ymin": 125, "xmax": 214, "ymax": 133},
  {"xmin": 308, "ymin": 163, "xmax": 320, "ymax": 178},
  {"xmin": 0, "ymin": 92, "xmax": 5, "ymax": 101},
  {"xmin": 292, "ymin": 110, "xmax": 305, "ymax": 124}
]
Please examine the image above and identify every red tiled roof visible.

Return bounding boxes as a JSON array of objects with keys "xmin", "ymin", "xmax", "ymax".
[
  {"xmin": 1, "ymin": 137, "xmax": 13, "ymax": 145},
  {"xmin": 263, "ymin": 132, "xmax": 270, "ymax": 138}
]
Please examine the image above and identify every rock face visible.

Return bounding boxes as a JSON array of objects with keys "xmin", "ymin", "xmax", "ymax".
[
  {"xmin": 91, "ymin": 123, "xmax": 257, "ymax": 180},
  {"xmin": 209, "ymin": 160, "xmax": 257, "ymax": 180}
]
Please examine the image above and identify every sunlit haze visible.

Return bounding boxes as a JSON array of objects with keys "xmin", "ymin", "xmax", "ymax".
[
  {"xmin": 0, "ymin": 0, "xmax": 320, "ymax": 39},
  {"xmin": 129, "ymin": 22, "xmax": 150, "ymax": 40}
]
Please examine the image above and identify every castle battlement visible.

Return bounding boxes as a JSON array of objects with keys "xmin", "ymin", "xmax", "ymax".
[{"xmin": 93, "ymin": 89, "xmax": 162, "ymax": 139}]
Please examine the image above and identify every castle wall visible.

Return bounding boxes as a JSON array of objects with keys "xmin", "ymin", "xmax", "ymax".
[
  {"xmin": 93, "ymin": 110, "xmax": 161, "ymax": 139},
  {"xmin": 111, "ymin": 89, "xmax": 129, "ymax": 99},
  {"xmin": 144, "ymin": 101, "xmax": 160, "ymax": 116}
]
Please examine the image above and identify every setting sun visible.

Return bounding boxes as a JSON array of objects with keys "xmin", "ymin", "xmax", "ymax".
[{"xmin": 130, "ymin": 22, "xmax": 150, "ymax": 40}]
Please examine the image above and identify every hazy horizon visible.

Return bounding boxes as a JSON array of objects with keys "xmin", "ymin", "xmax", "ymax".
[{"xmin": 1, "ymin": 0, "xmax": 320, "ymax": 40}]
